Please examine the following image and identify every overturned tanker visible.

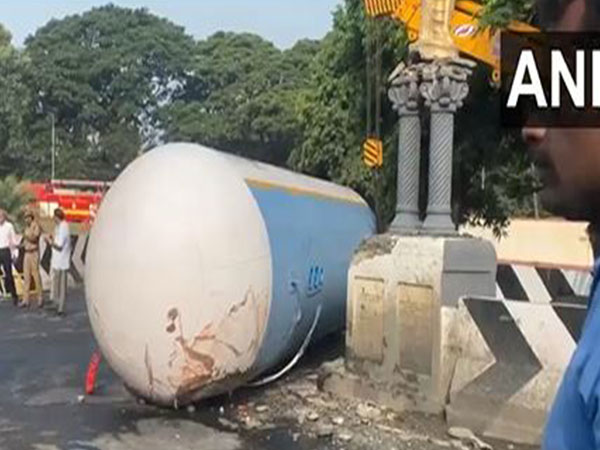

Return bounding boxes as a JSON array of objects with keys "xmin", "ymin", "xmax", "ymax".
[{"xmin": 85, "ymin": 143, "xmax": 375, "ymax": 406}]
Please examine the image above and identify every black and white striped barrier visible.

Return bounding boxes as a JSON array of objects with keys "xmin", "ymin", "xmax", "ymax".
[
  {"xmin": 496, "ymin": 262, "xmax": 591, "ymax": 306},
  {"xmin": 446, "ymin": 295, "xmax": 587, "ymax": 445}
]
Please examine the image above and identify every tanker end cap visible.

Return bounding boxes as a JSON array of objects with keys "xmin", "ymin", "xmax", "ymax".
[{"xmin": 84, "ymin": 143, "xmax": 273, "ymax": 406}]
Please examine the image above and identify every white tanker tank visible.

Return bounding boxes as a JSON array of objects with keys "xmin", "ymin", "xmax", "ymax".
[{"xmin": 85, "ymin": 143, "xmax": 375, "ymax": 406}]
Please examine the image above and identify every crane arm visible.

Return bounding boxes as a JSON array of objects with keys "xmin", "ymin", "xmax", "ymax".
[{"xmin": 365, "ymin": 0, "xmax": 539, "ymax": 81}]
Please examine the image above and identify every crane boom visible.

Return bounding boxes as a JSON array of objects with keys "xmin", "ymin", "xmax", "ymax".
[{"xmin": 365, "ymin": 0, "xmax": 539, "ymax": 81}]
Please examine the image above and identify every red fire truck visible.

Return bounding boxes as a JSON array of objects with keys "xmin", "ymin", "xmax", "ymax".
[{"xmin": 27, "ymin": 180, "xmax": 111, "ymax": 224}]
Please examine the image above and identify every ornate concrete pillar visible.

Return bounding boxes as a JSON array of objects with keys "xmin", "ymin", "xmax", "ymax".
[
  {"xmin": 420, "ymin": 60, "xmax": 474, "ymax": 234},
  {"xmin": 388, "ymin": 64, "xmax": 423, "ymax": 233}
]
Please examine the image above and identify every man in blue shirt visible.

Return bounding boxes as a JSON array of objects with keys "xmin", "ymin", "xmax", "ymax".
[{"xmin": 523, "ymin": 1, "xmax": 600, "ymax": 447}]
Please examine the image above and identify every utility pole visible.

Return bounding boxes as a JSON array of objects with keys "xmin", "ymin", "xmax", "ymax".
[{"xmin": 51, "ymin": 113, "xmax": 56, "ymax": 181}]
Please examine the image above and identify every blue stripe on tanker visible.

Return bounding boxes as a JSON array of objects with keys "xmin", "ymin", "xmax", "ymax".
[{"xmin": 247, "ymin": 181, "xmax": 375, "ymax": 374}]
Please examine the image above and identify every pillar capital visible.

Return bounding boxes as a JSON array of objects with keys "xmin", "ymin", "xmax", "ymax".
[
  {"xmin": 420, "ymin": 59, "xmax": 475, "ymax": 113},
  {"xmin": 388, "ymin": 63, "xmax": 423, "ymax": 117}
]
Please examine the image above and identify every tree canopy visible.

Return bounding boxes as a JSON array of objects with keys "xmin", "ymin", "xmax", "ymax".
[
  {"xmin": 0, "ymin": 25, "xmax": 33, "ymax": 178},
  {"xmin": 24, "ymin": 5, "xmax": 195, "ymax": 180},
  {"xmin": 288, "ymin": 0, "xmax": 535, "ymax": 233},
  {"xmin": 479, "ymin": 0, "xmax": 536, "ymax": 28},
  {"xmin": 0, "ymin": 0, "xmax": 538, "ymax": 233},
  {"xmin": 162, "ymin": 32, "xmax": 319, "ymax": 166}
]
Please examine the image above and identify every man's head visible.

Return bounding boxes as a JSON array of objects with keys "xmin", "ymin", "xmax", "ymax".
[
  {"xmin": 523, "ymin": 0, "xmax": 600, "ymax": 221},
  {"xmin": 24, "ymin": 211, "xmax": 33, "ymax": 225},
  {"xmin": 53, "ymin": 208, "xmax": 65, "ymax": 224},
  {"xmin": 0, "ymin": 210, "xmax": 8, "ymax": 225}
]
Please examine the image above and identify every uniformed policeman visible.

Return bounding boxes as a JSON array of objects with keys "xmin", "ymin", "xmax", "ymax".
[{"xmin": 20, "ymin": 210, "xmax": 42, "ymax": 308}]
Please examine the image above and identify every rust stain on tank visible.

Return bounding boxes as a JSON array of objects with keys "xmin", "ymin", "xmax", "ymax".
[
  {"xmin": 164, "ymin": 287, "xmax": 269, "ymax": 400},
  {"xmin": 176, "ymin": 338, "xmax": 216, "ymax": 370}
]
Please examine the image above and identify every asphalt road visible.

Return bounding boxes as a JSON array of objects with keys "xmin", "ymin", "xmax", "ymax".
[
  {"xmin": 0, "ymin": 289, "xmax": 533, "ymax": 450},
  {"xmin": 0, "ymin": 289, "xmax": 324, "ymax": 450}
]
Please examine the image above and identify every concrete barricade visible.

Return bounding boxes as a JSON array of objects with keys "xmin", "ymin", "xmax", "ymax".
[
  {"xmin": 325, "ymin": 230, "xmax": 593, "ymax": 445},
  {"xmin": 328, "ymin": 234, "xmax": 497, "ymax": 413},
  {"xmin": 446, "ymin": 296, "xmax": 586, "ymax": 445},
  {"xmin": 496, "ymin": 262, "xmax": 591, "ymax": 306}
]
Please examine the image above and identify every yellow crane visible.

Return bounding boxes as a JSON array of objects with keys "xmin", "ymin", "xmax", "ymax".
[{"xmin": 365, "ymin": 0, "xmax": 538, "ymax": 82}]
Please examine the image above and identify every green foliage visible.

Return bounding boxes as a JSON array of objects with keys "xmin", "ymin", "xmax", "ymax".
[
  {"xmin": 0, "ymin": 24, "xmax": 11, "ymax": 47},
  {"xmin": 0, "ymin": 175, "xmax": 34, "ymax": 228},
  {"xmin": 0, "ymin": 1, "xmax": 537, "ymax": 234},
  {"xmin": 454, "ymin": 68, "xmax": 536, "ymax": 236},
  {"xmin": 288, "ymin": 1, "xmax": 406, "ymax": 229},
  {"xmin": 0, "ymin": 25, "xmax": 33, "ymax": 178},
  {"xmin": 163, "ymin": 33, "xmax": 319, "ymax": 166},
  {"xmin": 24, "ymin": 5, "xmax": 194, "ymax": 179},
  {"xmin": 479, "ymin": 0, "xmax": 536, "ymax": 28},
  {"xmin": 289, "ymin": 0, "xmax": 535, "ymax": 232}
]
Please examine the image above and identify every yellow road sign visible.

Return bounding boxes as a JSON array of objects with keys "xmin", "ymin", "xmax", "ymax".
[
  {"xmin": 363, "ymin": 138, "xmax": 383, "ymax": 168},
  {"xmin": 364, "ymin": 0, "xmax": 401, "ymax": 18}
]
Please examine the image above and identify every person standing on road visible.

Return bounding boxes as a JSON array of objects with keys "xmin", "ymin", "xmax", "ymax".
[
  {"xmin": 45, "ymin": 208, "xmax": 70, "ymax": 317},
  {"xmin": 0, "ymin": 209, "xmax": 19, "ymax": 305},
  {"xmin": 524, "ymin": 1, "xmax": 600, "ymax": 447},
  {"xmin": 20, "ymin": 210, "xmax": 42, "ymax": 308}
]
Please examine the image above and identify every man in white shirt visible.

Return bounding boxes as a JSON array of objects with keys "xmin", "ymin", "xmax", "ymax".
[
  {"xmin": 45, "ymin": 208, "xmax": 71, "ymax": 316},
  {"xmin": 0, "ymin": 209, "xmax": 18, "ymax": 305}
]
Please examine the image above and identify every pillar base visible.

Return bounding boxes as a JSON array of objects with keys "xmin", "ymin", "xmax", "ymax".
[
  {"xmin": 422, "ymin": 212, "xmax": 456, "ymax": 236},
  {"xmin": 389, "ymin": 212, "xmax": 421, "ymax": 234},
  {"xmin": 343, "ymin": 233, "xmax": 496, "ymax": 413}
]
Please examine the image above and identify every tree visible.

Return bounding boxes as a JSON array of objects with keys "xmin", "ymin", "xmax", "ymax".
[
  {"xmin": 0, "ymin": 175, "xmax": 34, "ymax": 229},
  {"xmin": 24, "ymin": 5, "xmax": 195, "ymax": 180},
  {"xmin": 454, "ymin": 68, "xmax": 536, "ymax": 234},
  {"xmin": 288, "ymin": 0, "xmax": 535, "ymax": 234},
  {"xmin": 162, "ymin": 33, "xmax": 320, "ymax": 166},
  {"xmin": 289, "ymin": 3, "xmax": 405, "ymax": 230},
  {"xmin": 0, "ymin": 25, "xmax": 34, "ymax": 178},
  {"xmin": 479, "ymin": 0, "xmax": 536, "ymax": 28}
]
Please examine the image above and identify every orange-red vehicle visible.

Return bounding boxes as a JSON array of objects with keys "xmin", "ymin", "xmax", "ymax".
[{"xmin": 27, "ymin": 179, "xmax": 111, "ymax": 224}]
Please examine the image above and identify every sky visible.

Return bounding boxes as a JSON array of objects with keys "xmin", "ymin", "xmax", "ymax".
[{"xmin": 0, "ymin": 0, "xmax": 343, "ymax": 49}]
